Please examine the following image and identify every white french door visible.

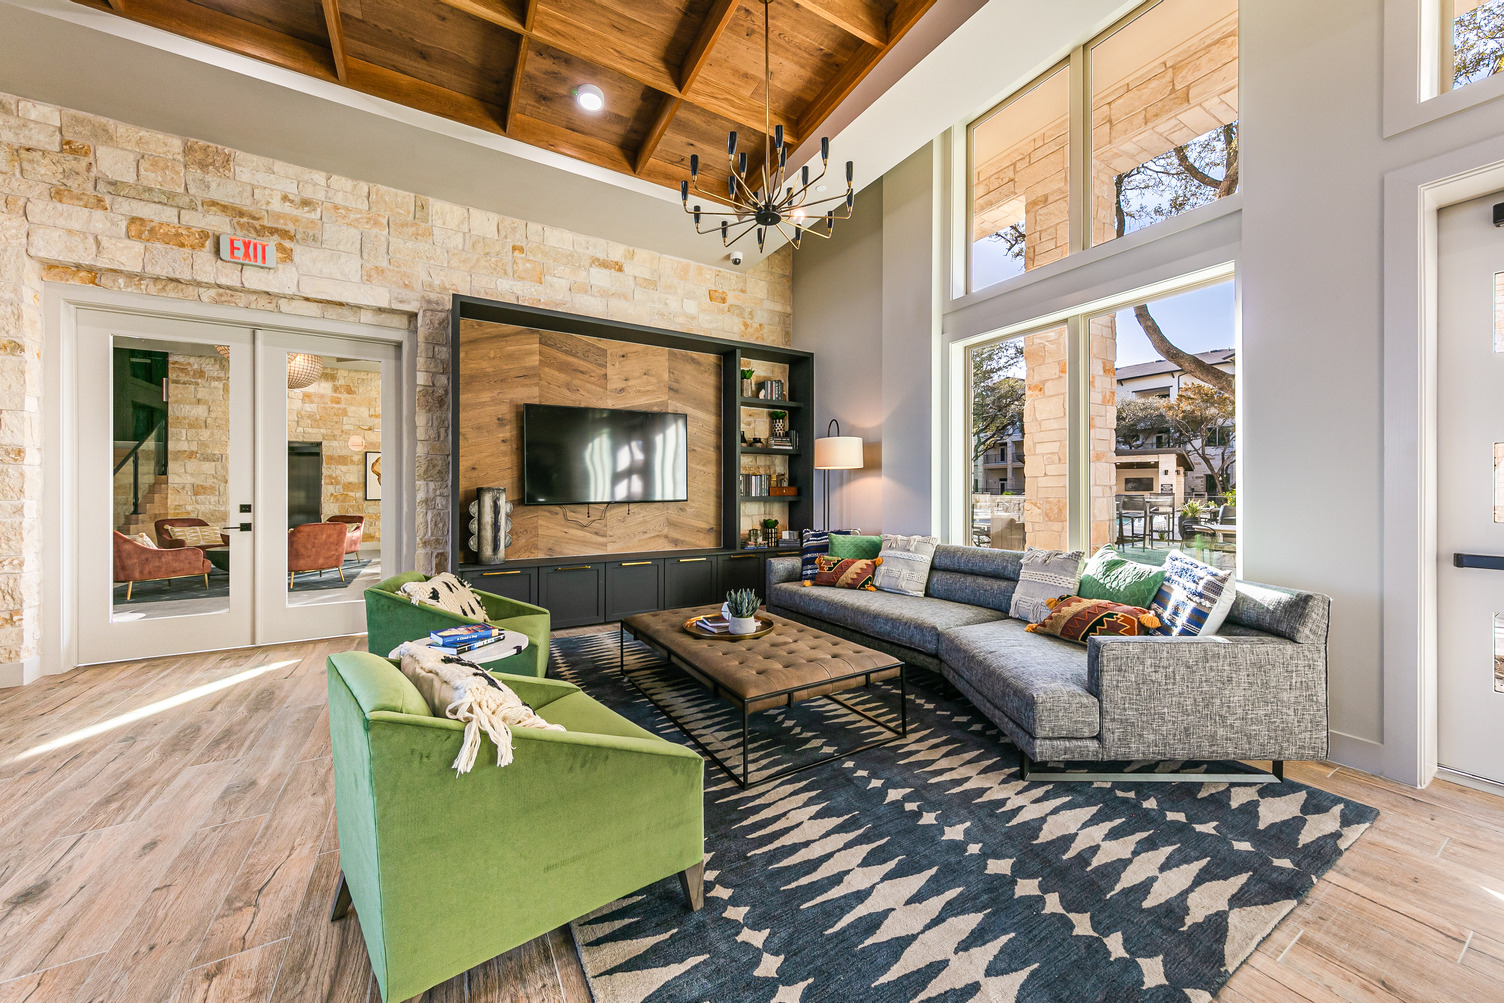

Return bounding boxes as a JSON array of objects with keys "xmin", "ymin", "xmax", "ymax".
[
  {"xmin": 78, "ymin": 310, "xmax": 255, "ymax": 663},
  {"xmin": 75, "ymin": 309, "xmax": 403, "ymax": 664},
  {"xmin": 1436, "ymin": 189, "xmax": 1504, "ymax": 786}
]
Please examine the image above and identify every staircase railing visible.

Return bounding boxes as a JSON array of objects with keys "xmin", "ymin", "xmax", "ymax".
[{"xmin": 113, "ymin": 419, "xmax": 167, "ymax": 517}]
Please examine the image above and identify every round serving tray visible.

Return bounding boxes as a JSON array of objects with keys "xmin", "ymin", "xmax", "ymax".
[{"xmin": 683, "ymin": 614, "xmax": 776, "ymax": 640}]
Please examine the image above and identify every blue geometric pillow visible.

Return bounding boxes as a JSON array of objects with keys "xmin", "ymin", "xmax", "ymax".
[
  {"xmin": 800, "ymin": 529, "xmax": 856, "ymax": 581},
  {"xmin": 1149, "ymin": 550, "xmax": 1236, "ymax": 636}
]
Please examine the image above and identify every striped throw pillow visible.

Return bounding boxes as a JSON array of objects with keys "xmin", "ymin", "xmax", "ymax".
[{"xmin": 1149, "ymin": 550, "xmax": 1236, "ymax": 636}]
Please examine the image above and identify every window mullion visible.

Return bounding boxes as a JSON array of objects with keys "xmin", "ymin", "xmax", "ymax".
[{"xmin": 1068, "ymin": 44, "xmax": 1090, "ymax": 255}]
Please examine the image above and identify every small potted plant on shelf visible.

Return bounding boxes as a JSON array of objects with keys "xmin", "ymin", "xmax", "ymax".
[
  {"xmin": 740, "ymin": 368, "xmax": 756, "ymax": 398},
  {"xmin": 761, "ymin": 517, "xmax": 779, "ymax": 541},
  {"xmin": 725, "ymin": 588, "xmax": 760, "ymax": 635},
  {"xmin": 769, "ymin": 410, "xmax": 787, "ymax": 437}
]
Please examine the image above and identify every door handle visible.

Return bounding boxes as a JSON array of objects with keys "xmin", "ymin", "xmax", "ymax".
[
  {"xmin": 221, "ymin": 523, "xmax": 252, "ymax": 532},
  {"xmin": 1453, "ymin": 553, "xmax": 1504, "ymax": 570}
]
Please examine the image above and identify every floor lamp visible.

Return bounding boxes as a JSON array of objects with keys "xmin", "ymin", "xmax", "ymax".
[{"xmin": 814, "ymin": 419, "xmax": 863, "ymax": 530}]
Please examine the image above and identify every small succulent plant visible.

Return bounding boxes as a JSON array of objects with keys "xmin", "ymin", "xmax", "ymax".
[{"xmin": 725, "ymin": 588, "xmax": 760, "ymax": 619}]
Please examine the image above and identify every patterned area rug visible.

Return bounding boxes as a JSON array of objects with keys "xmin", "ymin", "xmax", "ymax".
[{"xmin": 550, "ymin": 631, "xmax": 1377, "ymax": 1003}]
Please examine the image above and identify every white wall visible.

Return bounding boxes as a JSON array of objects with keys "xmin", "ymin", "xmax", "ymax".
[
  {"xmin": 1240, "ymin": 0, "xmax": 1504, "ymax": 776},
  {"xmin": 793, "ymin": 0, "xmax": 1504, "ymax": 783}
]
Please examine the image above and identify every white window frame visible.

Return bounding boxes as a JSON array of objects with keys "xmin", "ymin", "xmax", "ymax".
[
  {"xmin": 945, "ymin": 263, "xmax": 1238, "ymax": 562},
  {"xmin": 961, "ymin": 0, "xmax": 1240, "ymax": 299},
  {"xmin": 1384, "ymin": 0, "xmax": 1504, "ymax": 137}
]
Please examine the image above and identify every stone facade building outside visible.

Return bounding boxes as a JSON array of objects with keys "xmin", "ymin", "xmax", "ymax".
[{"xmin": 0, "ymin": 91, "xmax": 792, "ymax": 675}]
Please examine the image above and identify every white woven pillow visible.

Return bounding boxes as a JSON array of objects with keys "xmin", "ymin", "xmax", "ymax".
[
  {"xmin": 131, "ymin": 533, "xmax": 159, "ymax": 549},
  {"xmin": 167, "ymin": 524, "xmax": 223, "ymax": 548},
  {"xmin": 397, "ymin": 572, "xmax": 488, "ymax": 621},
  {"xmin": 874, "ymin": 534, "xmax": 938, "ymax": 596},
  {"xmin": 393, "ymin": 641, "xmax": 563, "ymax": 773}
]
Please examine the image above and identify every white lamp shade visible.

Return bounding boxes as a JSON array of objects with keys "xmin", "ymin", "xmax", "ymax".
[{"xmin": 814, "ymin": 435, "xmax": 863, "ymax": 470}]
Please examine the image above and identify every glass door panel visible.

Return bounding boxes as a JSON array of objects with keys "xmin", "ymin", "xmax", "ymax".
[
  {"xmin": 77, "ymin": 311, "xmax": 254, "ymax": 663},
  {"xmin": 254, "ymin": 329, "xmax": 400, "ymax": 645}
]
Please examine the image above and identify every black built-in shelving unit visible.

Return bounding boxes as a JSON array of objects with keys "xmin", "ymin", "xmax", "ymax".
[{"xmin": 449, "ymin": 295, "xmax": 813, "ymax": 626}]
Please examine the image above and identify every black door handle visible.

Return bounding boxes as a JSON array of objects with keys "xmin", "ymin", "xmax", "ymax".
[{"xmin": 1453, "ymin": 553, "xmax": 1504, "ymax": 570}]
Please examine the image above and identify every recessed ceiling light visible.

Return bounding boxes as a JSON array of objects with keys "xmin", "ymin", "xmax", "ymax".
[
  {"xmin": 574, "ymin": 84, "xmax": 605, "ymax": 113},
  {"xmin": 816, "ymin": 184, "xmax": 828, "ymax": 192}
]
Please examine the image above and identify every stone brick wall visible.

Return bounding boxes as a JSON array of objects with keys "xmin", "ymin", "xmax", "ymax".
[
  {"xmin": 0, "ymin": 90, "xmax": 792, "ymax": 674},
  {"xmin": 287, "ymin": 364, "xmax": 382, "ymax": 542},
  {"xmin": 164, "ymin": 353, "xmax": 230, "ymax": 529},
  {"xmin": 0, "ymin": 203, "xmax": 42, "ymax": 675}
]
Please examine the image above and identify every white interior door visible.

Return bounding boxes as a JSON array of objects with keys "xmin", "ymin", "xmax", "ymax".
[
  {"xmin": 77, "ymin": 310, "xmax": 255, "ymax": 663},
  {"xmin": 1436, "ymin": 190, "xmax": 1504, "ymax": 785},
  {"xmin": 253, "ymin": 329, "xmax": 402, "ymax": 644}
]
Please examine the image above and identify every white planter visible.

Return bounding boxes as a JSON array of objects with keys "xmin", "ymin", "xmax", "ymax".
[{"xmin": 729, "ymin": 615, "xmax": 758, "ymax": 635}]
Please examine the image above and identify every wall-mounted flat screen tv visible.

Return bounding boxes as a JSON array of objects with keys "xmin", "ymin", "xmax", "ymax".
[{"xmin": 521, "ymin": 403, "xmax": 689, "ymax": 505}]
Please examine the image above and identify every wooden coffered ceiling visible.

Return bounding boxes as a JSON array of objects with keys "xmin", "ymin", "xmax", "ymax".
[{"xmin": 72, "ymin": 0, "xmax": 939, "ymax": 192}]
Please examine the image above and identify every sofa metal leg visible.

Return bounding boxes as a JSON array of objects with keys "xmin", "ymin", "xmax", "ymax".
[
  {"xmin": 678, "ymin": 860, "xmax": 705, "ymax": 912},
  {"xmin": 126, "ymin": 580, "xmax": 132, "ymax": 601},
  {"xmin": 329, "ymin": 871, "xmax": 352, "ymax": 922},
  {"xmin": 1019, "ymin": 750, "xmax": 1286, "ymax": 784}
]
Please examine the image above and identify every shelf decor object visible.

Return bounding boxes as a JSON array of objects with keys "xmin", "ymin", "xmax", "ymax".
[
  {"xmin": 678, "ymin": 0, "xmax": 856, "ymax": 252},
  {"xmin": 468, "ymin": 487, "xmax": 513, "ymax": 565},
  {"xmin": 814, "ymin": 419, "xmax": 864, "ymax": 530}
]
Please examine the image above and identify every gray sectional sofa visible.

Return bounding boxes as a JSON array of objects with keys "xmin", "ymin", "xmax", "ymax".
[{"xmin": 766, "ymin": 545, "xmax": 1329, "ymax": 779}]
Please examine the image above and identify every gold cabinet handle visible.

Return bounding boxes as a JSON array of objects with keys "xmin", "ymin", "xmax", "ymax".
[
  {"xmin": 554, "ymin": 565, "xmax": 593, "ymax": 572},
  {"xmin": 677, "ymin": 557, "xmax": 708, "ymax": 563},
  {"xmin": 620, "ymin": 561, "xmax": 653, "ymax": 566},
  {"xmin": 726, "ymin": 554, "xmax": 756, "ymax": 560},
  {"xmin": 482, "ymin": 570, "xmax": 522, "ymax": 576}
]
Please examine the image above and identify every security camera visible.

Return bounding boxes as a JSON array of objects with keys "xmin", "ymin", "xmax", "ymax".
[{"xmin": 730, "ymin": 251, "xmax": 744, "ymax": 266}]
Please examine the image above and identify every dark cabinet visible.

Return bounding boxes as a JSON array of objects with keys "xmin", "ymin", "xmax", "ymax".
[
  {"xmin": 464, "ymin": 567, "xmax": 536, "ymax": 605},
  {"xmin": 606, "ymin": 560, "xmax": 662, "ymax": 620},
  {"xmin": 716, "ymin": 553, "xmax": 762, "ymax": 596},
  {"xmin": 664, "ymin": 555, "xmax": 718, "ymax": 609},
  {"xmin": 540, "ymin": 563, "xmax": 604, "ymax": 627}
]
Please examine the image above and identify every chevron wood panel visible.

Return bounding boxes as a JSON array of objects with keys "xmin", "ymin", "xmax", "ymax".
[{"xmin": 458, "ymin": 318, "xmax": 722, "ymax": 560}]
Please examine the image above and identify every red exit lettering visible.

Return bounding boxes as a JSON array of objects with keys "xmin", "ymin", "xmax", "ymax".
[{"xmin": 217, "ymin": 234, "xmax": 275, "ymax": 269}]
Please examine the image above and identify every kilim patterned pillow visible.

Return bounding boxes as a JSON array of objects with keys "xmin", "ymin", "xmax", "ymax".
[
  {"xmin": 804, "ymin": 555, "xmax": 881, "ymax": 590},
  {"xmin": 1149, "ymin": 550, "xmax": 1236, "ymax": 636},
  {"xmin": 167, "ymin": 524, "xmax": 224, "ymax": 548},
  {"xmin": 1025, "ymin": 595, "xmax": 1161, "ymax": 645},
  {"xmin": 397, "ymin": 572, "xmax": 489, "ymax": 621},
  {"xmin": 799, "ymin": 529, "xmax": 856, "ymax": 582},
  {"xmin": 1008, "ymin": 547, "xmax": 1086, "ymax": 623}
]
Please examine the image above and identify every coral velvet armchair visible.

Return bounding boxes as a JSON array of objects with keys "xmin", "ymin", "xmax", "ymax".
[
  {"xmin": 326, "ymin": 650, "xmax": 705, "ymax": 1003},
  {"xmin": 327, "ymin": 514, "xmax": 364, "ymax": 559},
  {"xmin": 113, "ymin": 531, "xmax": 210, "ymax": 600},
  {"xmin": 365, "ymin": 572, "xmax": 549, "ymax": 678}
]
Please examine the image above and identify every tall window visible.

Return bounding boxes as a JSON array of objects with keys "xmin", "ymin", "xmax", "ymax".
[
  {"xmin": 962, "ymin": 277, "xmax": 1237, "ymax": 571},
  {"xmin": 967, "ymin": 0, "xmax": 1239, "ymax": 292},
  {"xmin": 1093, "ymin": 280, "xmax": 1237, "ymax": 570},
  {"xmin": 1448, "ymin": 0, "xmax": 1504, "ymax": 92},
  {"xmin": 967, "ymin": 326, "xmax": 1068, "ymax": 552}
]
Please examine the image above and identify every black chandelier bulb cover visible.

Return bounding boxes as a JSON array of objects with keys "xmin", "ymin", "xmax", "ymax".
[{"xmin": 679, "ymin": 0, "xmax": 856, "ymax": 253}]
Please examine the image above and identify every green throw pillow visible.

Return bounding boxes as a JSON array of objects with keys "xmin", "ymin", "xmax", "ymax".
[
  {"xmin": 828, "ymin": 534, "xmax": 882, "ymax": 560},
  {"xmin": 1078, "ymin": 546, "xmax": 1166, "ymax": 609}
]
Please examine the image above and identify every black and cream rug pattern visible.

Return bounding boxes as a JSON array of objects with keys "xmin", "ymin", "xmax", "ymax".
[{"xmin": 549, "ymin": 631, "xmax": 1377, "ymax": 1003}]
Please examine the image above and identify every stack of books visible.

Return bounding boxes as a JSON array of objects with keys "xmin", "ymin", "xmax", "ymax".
[
  {"xmin": 767, "ymin": 432, "xmax": 796, "ymax": 450},
  {"xmin": 740, "ymin": 473, "xmax": 773, "ymax": 496},
  {"xmin": 756, "ymin": 379, "xmax": 785, "ymax": 400},
  {"xmin": 429, "ymin": 623, "xmax": 505, "ymax": 654},
  {"xmin": 695, "ymin": 615, "xmax": 731, "ymax": 634}
]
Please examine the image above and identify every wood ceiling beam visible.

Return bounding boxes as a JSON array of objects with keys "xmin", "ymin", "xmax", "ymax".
[
  {"xmin": 634, "ymin": 95, "xmax": 681, "ymax": 175},
  {"xmin": 796, "ymin": 0, "xmax": 886, "ymax": 47},
  {"xmin": 506, "ymin": 39, "xmax": 531, "ymax": 134},
  {"xmin": 320, "ymin": 0, "xmax": 348, "ymax": 84},
  {"xmin": 430, "ymin": 0, "xmax": 787, "ymax": 143},
  {"xmin": 795, "ymin": 0, "xmax": 934, "ymax": 143},
  {"xmin": 104, "ymin": 0, "xmax": 124, "ymax": 10},
  {"xmin": 678, "ymin": 0, "xmax": 739, "ymax": 93}
]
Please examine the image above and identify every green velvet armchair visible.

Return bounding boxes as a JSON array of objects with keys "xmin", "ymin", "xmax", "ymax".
[
  {"xmin": 326, "ymin": 650, "xmax": 706, "ymax": 1003},
  {"xmin": 365, "ymin": 572, "xmax": 549, "ymax": 678}
]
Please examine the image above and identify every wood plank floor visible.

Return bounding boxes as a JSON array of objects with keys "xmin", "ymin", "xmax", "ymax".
[{"xmin": 0, "ymin": 635, "xmax": 1500, "ymax": 1002}]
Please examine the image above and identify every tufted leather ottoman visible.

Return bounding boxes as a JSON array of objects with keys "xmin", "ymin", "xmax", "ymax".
[{"xmin": 620, "ymin": 605, "xmax": 906, "ymax": 786}]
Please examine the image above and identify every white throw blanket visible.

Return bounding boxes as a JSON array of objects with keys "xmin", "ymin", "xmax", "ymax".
[{"xmin": 393, "ymin": 641, "xmax": 564, "ymax": 774}]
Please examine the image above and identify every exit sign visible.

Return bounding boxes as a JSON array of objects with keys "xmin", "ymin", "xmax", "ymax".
[{"xmin": 218, "ymin": 234, "xmax": 274, "ymax": 268}]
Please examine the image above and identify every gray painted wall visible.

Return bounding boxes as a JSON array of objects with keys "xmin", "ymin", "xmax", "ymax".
[{"xmin": 792, "ymin": 181, "xmax": 886, "ymax": 534}]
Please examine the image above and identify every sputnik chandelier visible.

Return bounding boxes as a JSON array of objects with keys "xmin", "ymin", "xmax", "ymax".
[{"xmin": 679, "ymin": 0, "xmax": 855, "ymax": 252}]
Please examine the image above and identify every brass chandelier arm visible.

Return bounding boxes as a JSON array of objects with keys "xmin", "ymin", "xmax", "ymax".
[{"xmin": 687, "ymin": 179, "xmax": 745, "ymax": 210}]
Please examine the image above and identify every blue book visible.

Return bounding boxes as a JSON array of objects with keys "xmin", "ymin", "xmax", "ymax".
[{"xmin": 430, "ymin": 624, "xmax": 502, "ymax": 648}]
